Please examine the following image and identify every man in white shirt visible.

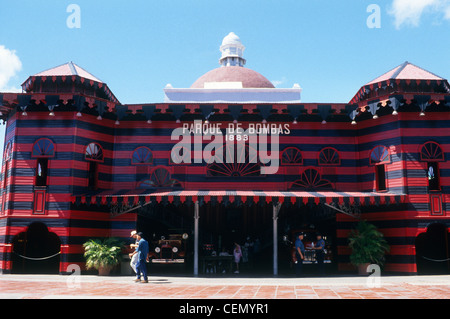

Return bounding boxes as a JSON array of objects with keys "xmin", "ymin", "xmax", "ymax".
[{"xmin": 129, "ymin": 230, "xmax": 139, "ymax": 273}]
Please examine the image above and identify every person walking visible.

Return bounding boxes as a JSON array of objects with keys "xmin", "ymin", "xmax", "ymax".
[
  {"xmin": 129, "ymin": 230, "xmax": 139, "ymax": 274},
  {"xmin": 130, "ymin": 232, "xmax": 149, "ymax": 283},
  {"xmin": 313, "ymin": 234, "xmax": 326, "ymax": 276},
  {"xmin": 295, "ymin": 233, "xmax": 305, "ymax": 277},
  {"xmin": 233, "ymin": 242, "xmax": 242, "ymax": 274}
]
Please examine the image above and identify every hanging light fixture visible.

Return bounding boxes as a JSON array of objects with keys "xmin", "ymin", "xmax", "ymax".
[
  {"xmin": 115, "ymin": 120, "xmax": 120, "ymax": 125},
  {"xmin": 392, "ymin": 110, "xmax": 398, "ymax": 116},
  {"xmin": 419, "ymin": 111, "xmax": 426, "ymax": 116},
  {"xmin": 321, "ymin": 120, "xmax": 327, "ymax": 124},
  {"xmin": 351, "ymin": 120, "xmax": 357, "ymax": 125},
  {"xmin": 97, "ymin": 115, "xmax": 102, "ymax": 120},
  {"xmin": 372, "ymin": 114, "xmax": 378, "ymax": 119},
  {"xmin": 20, "ymin": 106, "xmax": 27, "ymax": 116},
  {"xmin": 76, "ymin": 112, "xmax": 82, "ymax": 117},
  {"xmin": 147, "ymin": 119, "xmax": 152, "ymax": 124},
  {"xmin": 48, "ymin": 104, "xmax": 58, "ymax": 117}
]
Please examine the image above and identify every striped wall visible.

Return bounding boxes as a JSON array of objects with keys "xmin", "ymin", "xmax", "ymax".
[
  {"xmin": 0, "ymin": 98, "xmax": 449, "ymax": 274},
  {"xmin": 336, "ymin": 112, "xmax": 449, "ymax": 273}
]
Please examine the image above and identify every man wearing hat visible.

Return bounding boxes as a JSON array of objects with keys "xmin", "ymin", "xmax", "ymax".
[
  {"xmin": 295, "ymin": 232, "xmax": 305, "ymax": 276},
  {"xmin": 130, "ymin": 232, "xmax": 149, "ymax": 283},
  {"xmin": 313, "ymin": 234, "xmax": 326, "ymax": 276},
  {"xmin": 129, "ymin": 230, "xmax": 139, "ymax": 273}
]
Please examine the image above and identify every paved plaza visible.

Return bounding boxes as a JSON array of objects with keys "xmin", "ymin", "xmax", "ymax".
[{"xmin": 0, "ymin": 274, "xmax": 449, "ymax": 299}]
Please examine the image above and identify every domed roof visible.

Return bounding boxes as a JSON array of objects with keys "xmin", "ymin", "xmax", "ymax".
[
  {"xmin": 221, "ymin": 32, "xmax": 242, "ymax": 46},
  {"xmin": 191, "ymin": 66, "xmax": 275, "ymax": 89}
]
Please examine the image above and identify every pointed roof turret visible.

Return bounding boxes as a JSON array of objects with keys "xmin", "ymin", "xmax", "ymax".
[
  {"xmin": 21, "ymin": 62, "xmax": 119, "ymax": 103},
  {"xmin": 366, "ymin": 61, "xmax": 444, "ymax": 85},
  {"xmin": 350, "ymin": 61, "xmax": 449, "ymax": 104},
  {"xmin": 32, "ymin": 61, "xmax": 103, "ymax": 83}
]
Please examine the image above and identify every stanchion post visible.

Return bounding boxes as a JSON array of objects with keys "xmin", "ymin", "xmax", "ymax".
[
  {"xmin": 194, "ymin": 201, "xmax": 199, "ymax": 277},
  {"xmin": 273, "ymin": 203, "xmax": 281, "ymax": 276}
]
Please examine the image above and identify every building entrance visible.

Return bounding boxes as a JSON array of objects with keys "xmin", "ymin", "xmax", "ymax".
[
  {"xmin": 278, "ymin": 203, "xmax": 338, "ymax": 275},
  {"xmin": 11, "ymin": 222, "xmax": 61, "ymax": 274},
  {"xmin": 416, "ymin": 223, "xmax": 450, "ymax": 274}
]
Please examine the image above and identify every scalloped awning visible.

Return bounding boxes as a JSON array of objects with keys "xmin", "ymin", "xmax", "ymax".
[{"xmin": 72, "ymin": 189, "xmax": 406, "ymax": 208}]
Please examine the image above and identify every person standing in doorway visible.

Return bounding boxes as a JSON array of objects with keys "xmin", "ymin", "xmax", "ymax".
[
  {"xmin": 313, "ymin": 234, "xmax": 326, "ymax": 276},
  {"xmin": 295, "ymin": 233, "xmax": 305, "ymax": 277},
  {"xmin": 233, "ymin": 242, "xmax": 242, "ymax": 274},
  {"xmin": 130, "ymin": 232, "xmax": 149, "ymax": 283},
  {"xmin": 129, "ymin": 230, "xmax": 139, "ymax": 274}
]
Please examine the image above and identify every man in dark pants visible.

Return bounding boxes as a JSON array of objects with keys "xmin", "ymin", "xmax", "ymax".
[
  {"xmin": 295, "ymin": 233, "xmax": 305, "ymax": 276},
  {"xmin": 131, "ymin": 232, "xmax": 149, "ymax": 283},
  {"xmin": 313, "ymin": 234, "xmax": 326, "ymax": 276}
]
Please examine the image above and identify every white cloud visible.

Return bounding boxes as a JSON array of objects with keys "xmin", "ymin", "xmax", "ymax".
[
  {"xmin": 445, "ymin": 5, "xmax": 450, "ymax": 19},
  {"xmin": 271, "ymin": 76, "xmax": 287, "ymax": 88},
  {"xmin": 0, "ymin": 45, "xmax": 22, "ymax": 92},
  {"xmin": 388, "ymin": 0, "xmax": 450, "ymax": 29}
]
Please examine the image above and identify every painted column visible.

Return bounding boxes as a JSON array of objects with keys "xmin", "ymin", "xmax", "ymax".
[{"xmin": 194, "ymin": 201, "xmax": 199, "ymax": 276}]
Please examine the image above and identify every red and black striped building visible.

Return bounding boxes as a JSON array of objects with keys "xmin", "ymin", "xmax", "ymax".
[{"xmin": 0, "ymin": 58, "xmax": 449, "ymax": 275}]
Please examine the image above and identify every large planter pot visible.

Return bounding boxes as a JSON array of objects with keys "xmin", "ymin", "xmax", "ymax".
[
  {"xmin": 357, "ymin": 263, "xmax": 370, "ymax": 276},
  {"xmin": 98, "ymin": 266, "xmax": 112, "ymax": 276}
]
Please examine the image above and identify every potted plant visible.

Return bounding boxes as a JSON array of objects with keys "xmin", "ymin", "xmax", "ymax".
[
  {"xmin": 83, "ymin": 237, "xmax": 124, "ymax": 276},
  {"xmin": 348, "ymin": 221, "xmax": 389, "ymax": 275}
]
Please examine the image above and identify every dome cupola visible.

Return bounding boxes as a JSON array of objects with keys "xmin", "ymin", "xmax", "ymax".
[{"xmin": 219, "ymin": 32, "xmax": 246, "ymax": 67}]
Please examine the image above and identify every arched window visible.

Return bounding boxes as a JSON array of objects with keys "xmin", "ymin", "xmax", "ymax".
[
  {"xmin": 3, "ymin": 141, "xmax": 12, "ymax": 162},
  {"xmin": 206, "ymin": 143, "xmax": 262, "ymax": 177},
  {"xmin": 139, "ymin": 167, "xmax": 182, "ymax": 188},
  {"xmin": 281, "ymin": 147, "xmax": 303, "ymax": 165},
  {"xmin": 1, "ymin": 141, "xmax": 13, "ymax": 213},
  {"xmin": 131, "ymin": 147, "xmax": 153, "ymax": 165},
  {"xmin": 290, "ymin": 168, "xmax": 332, "ymax": 190},
  {"xmin": 420, "ymin": 142, "xmax": 444, "ymax": 191},
  {"xmin": 32, "ymin": 138, "xmax": 55, "ymax": 158},
  {"xmin": 369, "ymin": 146, "xmax": 389, "ymax": 191},
  {"xmin": 369, "ymin": 145, "xmax": 389, "ymax": 165},
  {"xmin": 84, "ymin": 143, "xmax": 103, "ymax": 190},
  {"xmin": 85, "ymin": 143, "xmax": 104, "ymax": 162},
  {"xmin": 318, "ymin": 147, "xmax": 340, "ymax": 166},
  {"xmin": 30, "ymin": 139, "xmax": 54, "ymax": 187},
  {"xmin": 420, "ymin": 142, "xmax": 444, "ymax": 162}
]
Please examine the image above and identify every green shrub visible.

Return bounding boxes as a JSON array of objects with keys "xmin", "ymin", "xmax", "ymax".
[
  {"xmin": 83, "ymin": 238, "xmax": 124, "ymax": 270},
  {"xmin": 348, "ymin": 221, "xmax": 389, "ymax": 267}
]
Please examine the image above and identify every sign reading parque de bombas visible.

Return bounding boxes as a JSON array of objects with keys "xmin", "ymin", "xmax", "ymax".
[{"xmin": 171, "ymin": 120, "xmax": 291, "ymax": 174}]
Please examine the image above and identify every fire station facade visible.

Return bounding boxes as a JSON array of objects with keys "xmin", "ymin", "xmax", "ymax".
[{"xmin": 0, "ymin": 33, "xmax": 449, "ymax": 275}]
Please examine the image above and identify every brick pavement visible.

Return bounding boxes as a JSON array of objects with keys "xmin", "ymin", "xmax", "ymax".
[{"xmin": 0, "ymin": 275, "xmax": 449, "ymax": 299}]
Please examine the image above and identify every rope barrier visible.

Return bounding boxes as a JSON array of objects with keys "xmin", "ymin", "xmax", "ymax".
[
  {"xmin": 421, "ymin": 256, "xmax": 450, "ymax": 263},
  {"xmin": 12, "ymin": 251, "xmax": 61, "ymax": 261}
]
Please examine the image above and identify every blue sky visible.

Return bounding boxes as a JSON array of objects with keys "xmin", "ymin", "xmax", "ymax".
[{"xmin": 1, "ymin": 0, "xmax": 450, "ymax": 152}]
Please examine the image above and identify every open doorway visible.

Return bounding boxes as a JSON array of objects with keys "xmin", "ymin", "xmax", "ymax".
[
  {"xmin": 11, "ymin": 222, "xmax": 61, "ymax": 274},
  {"xmin": 415, "ymin": 223, "xmax": 450, "ymax": 275},
  {"xmin": 136, "ymin": 203, "xmax": 193, "ymax": 274},
  {"xmin": 198, "ymin": 202, "xmax": 274, "ymax": 275},
  {"xmin": 278, "ymin": 203, "xmax": 338, "ymax": 276}
]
